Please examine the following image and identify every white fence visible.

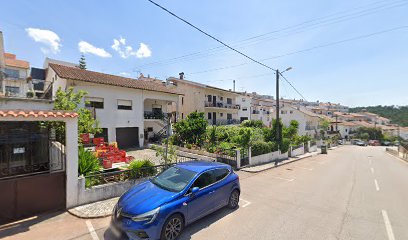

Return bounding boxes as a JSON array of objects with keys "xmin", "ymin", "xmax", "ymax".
[
  {"xmin": 291, "ymin": 146, "xmax": 304, "ymax": 157},
  {"xmin": 249, "ymin": 150, "xmax": 288, "ymax": 166},
  {"xmin": 309, "ymin": 145, "xmax": 318, "ymax": 152}
]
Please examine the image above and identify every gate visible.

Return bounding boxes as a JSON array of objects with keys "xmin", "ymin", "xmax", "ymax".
[
  {"xmin": 216, "ymin": 148, "xmax": 237, "ymax": 169},
  {"xmin": 240, "ymin": 148, "xmax": 249, "ymax": 167},
  {"xmin": 0, "ymin": 122, "xmax": 66, "ymax": 224}
]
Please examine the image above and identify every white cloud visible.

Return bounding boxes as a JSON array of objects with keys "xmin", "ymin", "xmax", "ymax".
[
  {"xmin": 25, "ymin": 28, "xmax": 61, "ymax": 54},
  {"xmin": 111, "ymin": 37, "xmax": 152, "ymax": 59},
  {"xmin": 78, "ymin": 41, "xmax": 112, "ymax": 58},
  {"xmin": 119, "ymin": 72, "xmax": 130, "ymax": 76}
]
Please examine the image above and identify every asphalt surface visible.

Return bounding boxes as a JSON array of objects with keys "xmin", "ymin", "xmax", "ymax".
[{"xmin": 1, "ymin": 146, "xmax": 408, "ymax": 240}]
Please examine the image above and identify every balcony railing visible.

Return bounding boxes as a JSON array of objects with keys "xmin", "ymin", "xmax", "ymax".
[
  {"xmin": 208, "ymin": 119, "xmax": 241, "ymax": 126},
  {"xmin": 205, "ymin": 101, "xmax": 240, "ymax": 110},
  {"xmin": 144, "ymin": 111, "xmax": 165, "ymax": 120}
]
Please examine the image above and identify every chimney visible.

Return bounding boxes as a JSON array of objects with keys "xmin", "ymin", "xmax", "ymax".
[
  {"xmin": 0, "ymin": 31, "xmax": 5, "ymax": 69},
  {"xmin": 179, "ymin": 72, "xmax": 184, "ymax": 80}
]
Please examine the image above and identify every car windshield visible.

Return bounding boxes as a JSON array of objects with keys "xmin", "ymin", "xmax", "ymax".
[{"xmin": 151, "ymin": 166, "xmax": 197, "ymax": 192}]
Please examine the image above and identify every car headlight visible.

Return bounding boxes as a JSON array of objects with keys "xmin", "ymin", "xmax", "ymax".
[{"xmin": 131, "ymin": 207, "xmax": 160, "ymax": 224}]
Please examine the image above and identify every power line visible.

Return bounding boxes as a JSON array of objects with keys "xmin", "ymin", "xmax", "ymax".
[
  {"xmin": 146, "ymin": 0, "xmax": 276, "ymax": 71},
  {"xmin": 188, "ymin": 25, "xmax": 408, "ymax": 75},
  {"xmin": 279, "ymin": 73, "xmax": 307, "ymax": 101},
  {"xmin": 137, "ymin": 0, "xmax": 407, "ymax": 69}
]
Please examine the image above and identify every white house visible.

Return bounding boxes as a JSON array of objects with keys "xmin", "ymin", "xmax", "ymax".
[
  {"xmin": 237, "ymin": 93, "xmax": 251, "ymax": 123},
  {"xmin": 44, "ymin": 63, "xmax": 181, "ymax": 148},
  {"xmin": 278, "ymin": 105, "xmax": 322, "ymax": 137}
]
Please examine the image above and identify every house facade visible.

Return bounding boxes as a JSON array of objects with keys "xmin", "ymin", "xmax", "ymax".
[
  {"xmin": 167, "ymin": 76, "xmax": 241, "ymax": 125},
  {"xmin": 278, "ymin": 105, "xmax": 322, "ymax": 137},
  {"xmin": 45, "ymin": 63, "xmax": 180, "ymax": 148}
]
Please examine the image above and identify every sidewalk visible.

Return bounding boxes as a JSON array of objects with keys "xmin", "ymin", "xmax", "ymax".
[
  {"xmin": 241, "ymin": 151, "xmax": 321, "ymax": 173},
  {"xmin": 68, "ymin": 197, "xmax": 118, "ymax": 218}
]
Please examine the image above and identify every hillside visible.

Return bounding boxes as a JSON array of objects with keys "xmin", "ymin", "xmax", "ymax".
[{"xmin": 349, "ymin": 105, "xmax": 408, "ymax": 127}]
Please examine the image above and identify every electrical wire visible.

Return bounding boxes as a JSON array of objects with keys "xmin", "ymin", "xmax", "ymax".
[
  {"xmin": 146, "ymin": 0, "xmax": 276, "ymax": 71},
  {"xmin": 279, "ymin": 73, "xmax": 307, "ymax": 101}
]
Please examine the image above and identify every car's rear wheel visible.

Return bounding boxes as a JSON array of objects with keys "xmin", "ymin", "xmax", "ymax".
[
  {"xmin": 227, "ymin": 190, "xmax": 240, "ymax": 209},
  {"xmin": 161, "ymin": 214, "xmax": 184, "ymax": 240}
]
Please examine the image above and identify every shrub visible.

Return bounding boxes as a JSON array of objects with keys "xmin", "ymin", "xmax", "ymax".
[
  {"xmin": 280, "ymin": 138, "xmax": 291, "ymax": 153},
  {"xmin": 251, "ymin": 141, "xmax": 275, "ymax": 156},
  {"xmin": 240, "ymin": 120, "xmax": 264, "ymax": 128},
  {"xmin": 78, "ymin": 147, "xmax": 100, "ymax": 177},
  {"xmin": 128, "ymin": 159, "xmax": 157, "ymax": 178}
]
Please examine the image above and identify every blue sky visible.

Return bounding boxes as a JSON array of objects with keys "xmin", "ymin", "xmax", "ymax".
[{"xmin": 1, "ymin": 0, "xmax": 407, "ymax": 107}]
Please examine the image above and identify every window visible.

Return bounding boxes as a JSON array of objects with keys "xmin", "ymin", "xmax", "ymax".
[
  {"xmin": 207, "ymin": 95, "xmax": 212, "ymax": 102},
  {"xmin": 220, "ymin": 97, "xmax": 223, "ymax": 101},
  {"xmin": 117, "ymin": 99, "xmax": 132, "ymax": 110},
  {"xmin": 290, "ymin": 111, "xmax": 293, "ymax": 114},
  {"xmin": 243, "ymin": 107, "xmax": 247, "ymax": 111},
  {"xmin": 181, "ymin": 97, "xmax": 184, "ymax": 105},
  {"xmin": 227, "ymin": 113, "xmax": 232, "ymax": 120},
  {"xmin": 147, "ymin": 127, "xmax": 153, "ymax": 132},
  {"xmin": 191, "ymin": 171, "xmax": 215, "ymax": 189},
  {"xmin": 4, "ymin": 68, "xmax": 20, "ymax": 79},
  {"xmin": 5, "ymin": 86, "xmax": 19, "ymax": 95},
  {"xmin": 208, "ymin": 112, "xmax": 212, "ymax": 119},
  {"xmin": 85, "ymin": 97, "xmax": 104, "ymax": 109},
  {"xmin": 281, "ymin": 110, "xmax": 287, "ymax": 114},
  {"xmin": 227, "ymin": 98, "xmax": 232, "ymax": 104},
  {"xmin": 151, "ymin": 167, "xmax": 197, "ymax": 192},
  {"xmin": 220, "ymin": 113, "xmax": 223, "ymax": 117},
  {"xmin": 213, "ymin": 168, "xmax": 229, "ymax": 181},
  {"xmin": 242, "ymin": 98, "xmax": 246, "ymax": 102}
]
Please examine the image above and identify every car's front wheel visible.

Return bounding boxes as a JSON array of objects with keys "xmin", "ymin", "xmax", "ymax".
[
  {"xmin": 161, "ymin": 214, "xmax": 184, "ymax": 240},
  {"xmin": 227, "ymin": 190, "xmax": 240, "ymax": 209}
]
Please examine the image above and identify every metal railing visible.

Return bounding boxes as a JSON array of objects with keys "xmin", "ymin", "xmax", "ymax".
[
  {"xmin": 144, "ymin": 111, "xmax": 165, "ymax": 120},
  {"xmin": 208, "ymin": 119, "xmax": 241, "ymax": 126},
  {"xmin": 205, "ymin": 101, "xmax": 240, "ymax": 109}
]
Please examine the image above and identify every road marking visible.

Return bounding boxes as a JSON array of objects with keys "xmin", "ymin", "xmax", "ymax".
[
  {"xmin": 240, "ymin": 198, "xmax": 251, "ymax": 208},
  {"xmin": 85, "ymin": 220, "xmax": 100, "ymax": 240},
  {"xmin": 270, "ymin": 176, "xmax": 295, "ymax": 182},
  {"xmin": 381, "ymin": 210, "xmax": 396, "ymax": 240},
  {"xmin": 295, "ymin": 166, "xmax": 313, "ymax": 171},
  {"xmin": 371, "ymin": 167, "xmax": 375, "ymax": 174},
  {"xmin": 374, "ymin": 179, "xmax": 380, "ymax": 191}
]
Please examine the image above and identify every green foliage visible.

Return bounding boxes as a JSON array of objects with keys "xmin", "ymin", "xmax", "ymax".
[
  {"xmin": 355, "ymin": 127, "xmax": 383, "ymax": 140},
  {"xmin": 79, "ymin": 54, "xmax": 87, "ymax": 70},
  {"xmin": 240, "ymin": 120, "xmax": 264, "ymax": 128},
  {"xmin": 293, "ymin": 135, "xmax": 312, "ymax": 146},
  {"xmin": 283, "ymin": 120, "xmax": 299, "ymax": 141},
  {"xmin": 128, "ymin": 159, "xmax": 157, "ymax": 178},
  {"xmin": 78, "ymin": 147, "xmax": 100, "ymax": 176},
  {"xmin": 251, "ymin": 141, "xmax": 277, "ymax": 156},
  {"xmin": 152, "ymin": 144, "xmax": 178, "ymax": 164},
  {"xmin": 318, "ymin": 119, "xmax": 330, "ymax": 140},
  {"xmin": 51, "ymin": 87, "xmax": 101, "ymax": 144},
  {"xmin": 280, "ymin": 138, "xmax": 291, "ymax": 153},
  {"xmin": 350, "ymin": 105, "xmax": 408, "ymax": 127},
  {"xmin": 173, "ymin": 112, "xmax": 208, "ymax": 146}
]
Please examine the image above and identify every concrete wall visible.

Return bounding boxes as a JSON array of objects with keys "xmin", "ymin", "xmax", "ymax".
[
  {"xmin": 249, "ymin": 150, "xmax": 288, "ymax": 166},
  {"xmin": 309, "ymin": 145, "xmax": 318, "ymax": 152},
  {"xmin": 291, "ymin": 146, "xmax": 305, "ymax": 157},
  {"xmin": 75, "ymin": 177, "xmax": 147, "ymax": 206},
  {"xmin": 0, "ymin": 97, "xmax": 54, "ymax": 110},
  {"xmin": 236, "ymin": 94, "xmax": 251, "ymax": 121}
]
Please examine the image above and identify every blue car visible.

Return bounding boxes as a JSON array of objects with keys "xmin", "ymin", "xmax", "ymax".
[{"xmin": 110, "ymin": 161, "xmax": 240, "ymax": 240}]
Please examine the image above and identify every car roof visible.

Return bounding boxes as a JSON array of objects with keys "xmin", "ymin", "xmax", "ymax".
[{"xmin": 176, "ymin": 161, "xmax": 230, "ymax": 173}]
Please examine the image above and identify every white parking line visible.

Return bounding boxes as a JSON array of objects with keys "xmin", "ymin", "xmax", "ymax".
[
  {"xmin": 240, "ymin": 198, "xmax": 251, "ymax": 208},
  {"xmin": 374, "ymin": 179, "xmax": 380, "ymax": 191},
  {"xmin": 371, "ymin": 167, "xmax": 375, "ymax": 174},
  {"xmin": 270, "ymin": 176, "xmax": 295, "ymax": 182},
  {"xmin": 85, "ymin": 220, "xmax": 100, "ymax": 240},
  {"xmin": 382, "ymin": 210, "xmax": 396, "ymax": 240}
]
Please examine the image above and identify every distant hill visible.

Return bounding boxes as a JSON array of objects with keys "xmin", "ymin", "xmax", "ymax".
[{"xmin": 349, "ymin": 105, "xmax": 408, "ymax": 127}]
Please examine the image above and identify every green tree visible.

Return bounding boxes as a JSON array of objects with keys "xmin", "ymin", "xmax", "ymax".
[
  {"xmin": 78, "ymin": 54, "xmax": 87, "ymax": 69},
  {"xmin": 52, "ymin": 87, "xmax": 101, "ymax": 143},
  {"xmin": 240, "ymin": 120, "xmax": 264, "ymax": 128},
  {"xmin": 319, "ymin": 119, "xmax": 330, "ymax": 140},
  {"xmin": 355, "ymin": 127, "xmax": 383, "ymax": 140},
  {"xmin": 173, "ymin": 112, "xmax": 208, "ymax": 146}
]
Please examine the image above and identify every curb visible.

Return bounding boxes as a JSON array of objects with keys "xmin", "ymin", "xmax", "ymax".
[
  {"xmin": 68, "ymin": 208, "xmax": 113, "ymax": 219},
  {"xmin": 241, "ymin": 152, "xmax": 320, "ymax": 173}
]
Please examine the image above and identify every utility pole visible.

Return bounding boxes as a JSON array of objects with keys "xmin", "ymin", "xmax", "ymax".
[
  {"xmin": 233, "ymin": 80, "xmax": 235, "ymax": 92},
  {"xmin": 276, "ymin": 69, "xmax": 280, "ymax": 148},
  {"xmin": 164, "ymin": 113, "xmax": 171, "ymax": 168}
]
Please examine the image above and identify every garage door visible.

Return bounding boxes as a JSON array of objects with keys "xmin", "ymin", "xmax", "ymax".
[{"xmin": 116, "ymin": 127, "xmax": 139, "ymax": 149}]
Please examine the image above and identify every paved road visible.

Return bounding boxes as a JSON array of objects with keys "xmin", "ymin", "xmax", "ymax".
[{"xmin": 1, "ymin": 146, "xmax": 408, "ymax": 240}]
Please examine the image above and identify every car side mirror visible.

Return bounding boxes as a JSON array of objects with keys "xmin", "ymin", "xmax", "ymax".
[{"xmin": 190, "ymin": 187, "xmax": 199, "ymax": 197}]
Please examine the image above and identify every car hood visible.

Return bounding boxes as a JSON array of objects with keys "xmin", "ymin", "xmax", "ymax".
[{"xmin": 118, "ymin": 180, "xmax": 180, "ymax": 215}]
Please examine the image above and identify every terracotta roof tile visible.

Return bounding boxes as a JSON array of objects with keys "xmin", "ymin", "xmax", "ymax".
[
  {"xmin": 0, "ymin": 110, "xmax": 78, "ymax": 118},
  {"xmin": 4, "ymin": 54, "xmax": 30, "ymax": 69},
  {"xmin": 49, "ymin": 63, "xmax": 180, "ymax": 95}
]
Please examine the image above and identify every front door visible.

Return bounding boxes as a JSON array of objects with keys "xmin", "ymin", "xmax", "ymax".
[
  {"xmin": 212, "ymin": 112, "xmax": 216, "ymax": 125},
  {"xmin": 187, "ymin": 170, "xmax": 216, "ymax": 223}
]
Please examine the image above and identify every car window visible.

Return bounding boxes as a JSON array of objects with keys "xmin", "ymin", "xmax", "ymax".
[
  {"xmin": 191, "ymin": 171, "xmax": 216, "ymax": 189},
  {"xmin": 213, "ymin": 168, "xmax": 229, "ymax": 181},
  {"xmin": 151, "ymin": 167, "xmax": 196, "ymax": 192}
]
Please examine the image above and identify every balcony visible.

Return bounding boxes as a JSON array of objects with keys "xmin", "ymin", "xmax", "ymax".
[
  {"xmin": 252, "ymin": 110, "xmax": 260, "ymax": 114},
  {"xmin": 208, "ymin": 119, "xmax": 241, "ymax": 126},
  {"xmin": 205, "ymin": 101, "xmax": 240, "ymax": 110},
  {"xmin": 144, "ymin": 111, "xmax": 165, "ymax": 120}
]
